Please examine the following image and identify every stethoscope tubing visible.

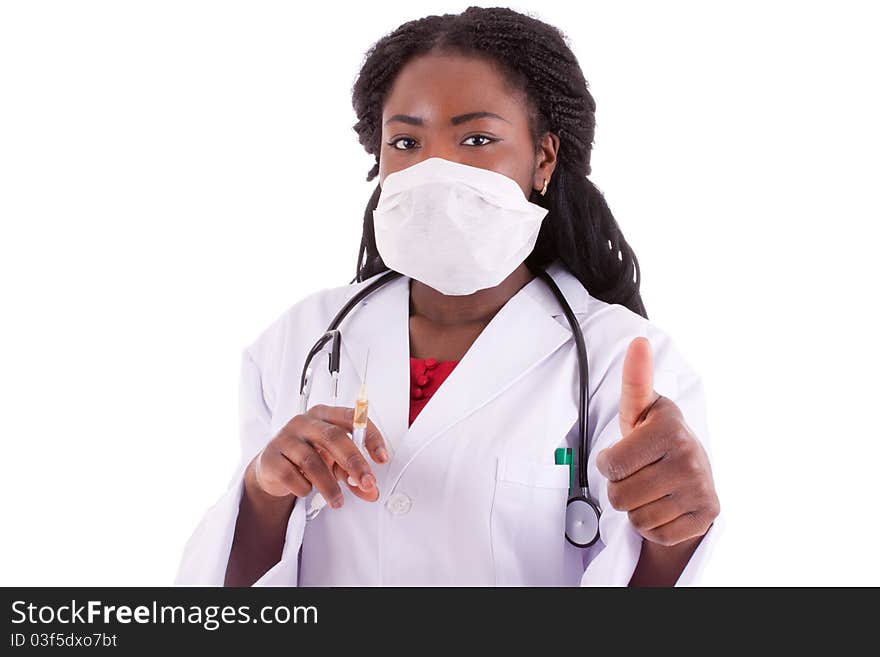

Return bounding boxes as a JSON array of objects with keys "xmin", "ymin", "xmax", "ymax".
[{"xmin": 298, "ymin": 266, "xmax": 600, "ymax": 547}]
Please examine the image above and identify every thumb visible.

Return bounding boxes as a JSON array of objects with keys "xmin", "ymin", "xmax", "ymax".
[{"xmin": 619, "ymin": 336, "xmax": 657, "ymax": 435}]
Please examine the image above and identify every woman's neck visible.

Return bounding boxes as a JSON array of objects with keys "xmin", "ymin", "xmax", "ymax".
[{"xmin": 408, "ymin": 263, "xmax": 535, "ymax": 326}]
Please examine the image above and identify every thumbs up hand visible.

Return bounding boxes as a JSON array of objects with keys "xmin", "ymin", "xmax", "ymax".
[{"xmin": 596, "ymin": 337, "xmax": 719, "ymax": 547}]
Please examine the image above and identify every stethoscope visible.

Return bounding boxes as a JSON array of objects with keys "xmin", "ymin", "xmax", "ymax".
[{"xmin": 298, "ymin": 267, "xmax": 601, "ymax": 548}]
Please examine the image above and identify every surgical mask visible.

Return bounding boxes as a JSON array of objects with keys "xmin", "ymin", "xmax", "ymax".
[{"xmin": 372, "ymin": 157, "xmax": 549, "ymax": 295}]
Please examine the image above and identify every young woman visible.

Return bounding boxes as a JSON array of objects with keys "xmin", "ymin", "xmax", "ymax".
[{"xmin": 176, "ymin": 6, "xmax": 720, "ymax": 587}]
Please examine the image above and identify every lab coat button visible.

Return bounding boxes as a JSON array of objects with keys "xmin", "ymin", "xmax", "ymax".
[{"xmin": 386, "ymin": 492, "xmax": 412, "ymax": 515}]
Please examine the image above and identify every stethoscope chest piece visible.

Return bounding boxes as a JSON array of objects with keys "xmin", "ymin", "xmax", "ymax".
[{"xmin": 565, "ymin": 494, "xmax": 601, "ymax": 548}]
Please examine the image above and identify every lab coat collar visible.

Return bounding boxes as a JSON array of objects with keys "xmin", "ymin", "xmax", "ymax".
[
  {"xmin": 522, "ymin": 258, "xmax": 590, "ymax": 318},
  {"xmin": 338, "ymin": 258, "xmax": 589, "ymax": 487}
]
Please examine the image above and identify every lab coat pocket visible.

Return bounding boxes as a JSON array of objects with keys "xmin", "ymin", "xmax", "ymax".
[{"xmin": 490, "ymin": 455, "xmax": 571, "ymax": 586}]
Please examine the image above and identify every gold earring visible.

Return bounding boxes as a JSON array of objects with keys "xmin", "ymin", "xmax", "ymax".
[{"xmin": 539, "ymin": 178, "xmax": 549, "ymax": 196}]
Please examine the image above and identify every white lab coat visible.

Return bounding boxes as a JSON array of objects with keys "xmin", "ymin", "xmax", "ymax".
[{"xmin": 175, "ymin": 258, "xmax": 723, "ymax": 586}]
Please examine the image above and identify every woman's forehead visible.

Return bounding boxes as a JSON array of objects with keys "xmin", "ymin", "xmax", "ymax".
[{"xmin": 383, "ymin": 56, "xmax": 526, "ymax": 126}]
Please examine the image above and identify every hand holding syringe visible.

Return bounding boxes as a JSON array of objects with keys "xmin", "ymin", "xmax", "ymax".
[
  {"xmin": 248, "ymin": 349, "xmax": 389, "ymax": 517},
  {"xmin": 306, "ymin": 349, "xmax": 379, "ymax": 520}
]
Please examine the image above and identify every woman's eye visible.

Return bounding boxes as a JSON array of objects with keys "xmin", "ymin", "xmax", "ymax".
[
  {"xmin": 389, "ymin": 137, "xmax": 418, "ymax": 150},
  {"xmin": 462, "ymin": 135, "xmax": 496, "ymax": 147}
]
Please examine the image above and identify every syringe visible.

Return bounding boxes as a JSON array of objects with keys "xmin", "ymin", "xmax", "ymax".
[{"xmin": 351, "ymin": 348, "xmax": 370, "ymax": 454}]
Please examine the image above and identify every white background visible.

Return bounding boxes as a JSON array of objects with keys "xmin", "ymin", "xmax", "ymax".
[{"xmin": 1, "ymin": 1, "xmax": 877, "ymax": 586}]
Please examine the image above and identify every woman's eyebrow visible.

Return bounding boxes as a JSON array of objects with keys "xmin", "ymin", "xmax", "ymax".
[{"xmin": 384, "ymin": 111, "xmax": 510, "ymax": 126}]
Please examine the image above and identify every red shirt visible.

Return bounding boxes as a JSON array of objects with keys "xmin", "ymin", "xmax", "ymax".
[{"xmin": 409, "ymin": 356, "xmax": 459, "ymax": 426}]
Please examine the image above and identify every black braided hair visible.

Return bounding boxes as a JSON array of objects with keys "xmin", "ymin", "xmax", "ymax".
[{"xmin": 349, "ymin": 6, "xmax": 648, "ymax": 319}]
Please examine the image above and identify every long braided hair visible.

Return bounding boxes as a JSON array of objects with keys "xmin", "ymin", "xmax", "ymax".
[{"xmin": 349, "ymin": 6, "xmax": 648, "ymax": 319}]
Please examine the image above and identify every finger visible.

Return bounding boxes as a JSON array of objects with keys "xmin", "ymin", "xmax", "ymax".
[
  {"xmin": 333, "ymin": 462, "xmax": 381, "ymax": 502},
  {"xmin": 596, "ymin": 416, "xmax": 675, "ymax": 482},
  {"xmin": 257, "ymin": 448, "xmax": 313, "ymax": 498},
  {"xmin": 309, "ymin": 404, "xmax": 390, "ymax": 466},
  {"xmin": 316, "ymin": 430, "xmax": 380, "ymax": 502},
  {"xmin": 278, "ymin": 437, "xmax": 344, "ymax": 509},
  {"xmin": 626, "ymin": 495, "xmax": 686, "ymax": 532},
  {"xmin": 317, "ymin": 444, "xmax": 375, "ymax": 500},
  {"xmin": 314, "ymin": 444, "xmax": 337, "ymax": 471},
  {"xmin": 299, "ymin": 411, "xmax": 376, "ymax": 491},
  {"xmin": 641, "ymin": 511, "xmax": 709, "ymax": 547},
  {"xmin": 619, "ymin": 337, "xmax": 659, "ymax": 435},
  {"xmin": 606, "ymin": 457, "xmax": 677, "ymax": 511},
  {"xmin": 364, "ymin": 430, "xmax": 391, "ymax": 465}
]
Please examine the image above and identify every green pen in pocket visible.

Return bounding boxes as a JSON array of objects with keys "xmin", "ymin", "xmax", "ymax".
[{"xmin": 555, "ymin": 447, "xmax": 574, "ymax": 497}]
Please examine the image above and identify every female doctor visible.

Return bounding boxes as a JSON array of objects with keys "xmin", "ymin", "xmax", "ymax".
[{"xmin": 175, "ymin": 7, "xmax": 721, "ymax": 587}]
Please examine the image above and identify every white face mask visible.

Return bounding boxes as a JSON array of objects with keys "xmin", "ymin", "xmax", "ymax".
[{"xmin": 372, "ymin": 157, "xmax": 549, "ymax": 296}]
